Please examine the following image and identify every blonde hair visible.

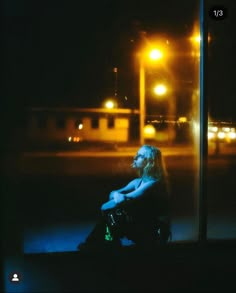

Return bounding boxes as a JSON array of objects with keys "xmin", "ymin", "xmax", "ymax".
[
  {"xmin": 136, "ymin": 144, "xmax": 171, "ymax": 206},
  {"xmin": 139, "ymin": 145, "xmax": 169, "ymax": 189}
]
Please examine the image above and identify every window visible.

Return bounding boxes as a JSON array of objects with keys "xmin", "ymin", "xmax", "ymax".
[
  {"xmin": 91, "ymin": 118, "xmax": 99, "ymax": 129},
  {"xmin": 107, "ymin": 116, "xmax": 115, "ymax": 129},
  {"xmin": 37, "ymin": 116, "xmax": 47, "ymax": 129},
  {"xmin": 56, "ymin": 118, "xmax": 66, "ymax": 129}
]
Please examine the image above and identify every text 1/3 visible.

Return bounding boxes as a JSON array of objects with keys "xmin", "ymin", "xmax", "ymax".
[
  {"xmin": 213, "ymin": 10, "xmax": 223, "ymax": 17},
  {"xmin": 209, "ymin": 6, "xmax": 227, "ymax": 20}
]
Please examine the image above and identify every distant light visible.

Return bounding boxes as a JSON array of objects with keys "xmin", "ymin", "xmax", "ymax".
[
  {"xmin": 68, "ymin": 136, "xmax": 72, "ymax": 142},
  {"xmin": 144, "ymin": 125, "xmax": 155, "ymax": 135},
  {"xmin": 72, "ymin": 136, "xmax": 80, "ymax": 142},
  {"xmin": 178, "ymin": 117, "xmax": 187, "ymax": 123},
  {"xmin": 191, "ymin": 33, "xmax": 210, "ymax": 44},
  {"xmin": 208, "ymin": 132, "xmax": 215, "ymax": 140},
  {"xmin": 78, "ymin": 123, "xmax": 83, "ymax": 130},
  {"xmin": 209, "ymin": 126, "xmax": 218, "ymax": 132},
  {"xmin": 229, "ymin": 132, "xmax": 236, "ymax": 139},
  {"xmin": 193, "ymin": 121, "xmax": 200, "ymax": 134},
  {"xmin": 194, "ymin": 35, "xmax": 201, "ymax": 43},
  {"xmin": 207, "ymin": 33, "xmax": 211, "ymax": 43},
  {"xmin": 190, "ymin": 34, "xmax": 201, "ymax": 44},
  {"xmin": 222, "ymin": 127, "xmax": 230, "ymax": 132},
  {"xmin": 217, "ymin": 132, "xmax": 225, "ymax": 139},
  {"xmin": 149, "ymin": 49, "xmax": 163, "ymax": 60},
  {"xmin": 154, "ymin": 84, "xmax": 167, "ymax": 96},
  {"xmin": 105, "ymin": 100, "xmax": 115, "ymax": 109},
  {"xmin": 144, "ymin": 124, "xmax": 156, "ymax": 139}
]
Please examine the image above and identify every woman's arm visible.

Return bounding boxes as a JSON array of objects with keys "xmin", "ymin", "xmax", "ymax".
[
  {"xmin": 109, "ymin": 178, "xmax": 140, "ymax": 200},
  {"xmin": 101, "ymin": 199, "xmax": 118, "ymax": 211},
  {"xmin": 102, "ymin": 180, "xmax": 158, "ymax": 211},
  {"xmin": 122, "ymin": 180, "xmax": 157, "ymax": 200}
]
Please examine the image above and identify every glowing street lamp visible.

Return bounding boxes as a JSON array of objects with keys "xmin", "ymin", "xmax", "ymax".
[
  {"xmin": 104, "ymin": 100, "xmax": 115, "ymax": 109},
  {"xmin": 154, "ymin": 84, "xmax": 167, "ymax": 96},
  {"xmin": 193, "ymin": 34, "xmax": 201, "ymax": 44},
  {"xmin": 191, "ymin": 33, "xmax": 211, "ymax": 45},
  {"xmin": 139, "ymin": 47, "xmax": 164, "ymax": 145},
  {"xmin": 149, "ymin": 49, "xmax": 163, "ymax": 60}
]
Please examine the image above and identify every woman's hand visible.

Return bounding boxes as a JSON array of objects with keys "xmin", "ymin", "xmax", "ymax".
[
  {"xmin": 109, "ymin": 191, "xmax": 115, "ymax": 200},
  {"xmin": 113, "ymin": 192, "xmax": 125, "ymax": 204},
  {"xmin": 101, "ymin": 200, "xmax": 116, "ymax": 211},
  {"xmin": 101, "ymin": 192, "xmax": 126, "ymax": 211},
  {"xmin": 109, "ymin": 191, "xmax": 120, "ymax": 201}
]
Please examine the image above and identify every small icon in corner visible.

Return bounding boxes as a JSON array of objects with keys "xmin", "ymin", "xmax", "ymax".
[
  {"xmin": 209, "ymin": 5, "xmax": 228, "ymax": 20},
  {"xmin": 10, "ymin": 273, "xmax": 20, "ymax": 282}
]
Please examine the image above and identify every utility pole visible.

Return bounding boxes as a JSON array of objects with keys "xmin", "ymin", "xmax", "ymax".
[{"xmin": 113, "ymin": 67, "xmax": 118, "ymax": 98}]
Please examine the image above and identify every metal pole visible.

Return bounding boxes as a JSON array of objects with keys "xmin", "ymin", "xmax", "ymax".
[
  {"xmin": 114, "ymin": 67, "xmax": 118, "ymax": 97},
  {"xmin": 198, "ymin": 0, "xmax": 208, "ymax": 243},
  {"xmin": 139, "ymin": 59, "xmax": 145, "ymax": 145}
]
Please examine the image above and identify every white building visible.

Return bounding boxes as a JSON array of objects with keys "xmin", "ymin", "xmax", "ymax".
[{"xmin": 23, "ymin": 107, "xmax": 139, "ymax": 146}]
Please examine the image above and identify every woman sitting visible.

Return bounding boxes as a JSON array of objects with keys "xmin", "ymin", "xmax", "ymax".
[{"xmin": 78, "ymin": 144, "xmax": 171, "ymax": 251}]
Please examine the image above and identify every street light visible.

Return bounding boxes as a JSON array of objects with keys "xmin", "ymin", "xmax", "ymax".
[
  {"xmin": 153, "ymin": 84, "xmax": 167, "ymax": 96},
  {"xmin": 149, "ymin": 49, "xmax": 163, "ymax": 60},
  {"xmin": 139, "ymin": 48, "xmax": 164, "ymax": 145},
  {"xmin": 104, "ymin": 99, "xmax": 116, "ymax": 109}
]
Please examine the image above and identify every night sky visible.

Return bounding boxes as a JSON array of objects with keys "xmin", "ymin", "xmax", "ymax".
[{"xmin": 3, "ymin": 0, "xmax": 236, "ymax": 121}]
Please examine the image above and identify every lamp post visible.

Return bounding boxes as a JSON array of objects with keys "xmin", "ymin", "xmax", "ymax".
[
  {"xmin": 139, "ymin": 48, "xmax": 164, "ymax": 145},
  {"xmin": 139, "ymin": 57, "xmax": 145, "ymax": 145}
]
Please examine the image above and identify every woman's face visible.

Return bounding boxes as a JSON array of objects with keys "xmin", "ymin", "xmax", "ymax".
[{"xmin": 132, "ymin": 147, "xmax": 148, "ymax": 169}]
